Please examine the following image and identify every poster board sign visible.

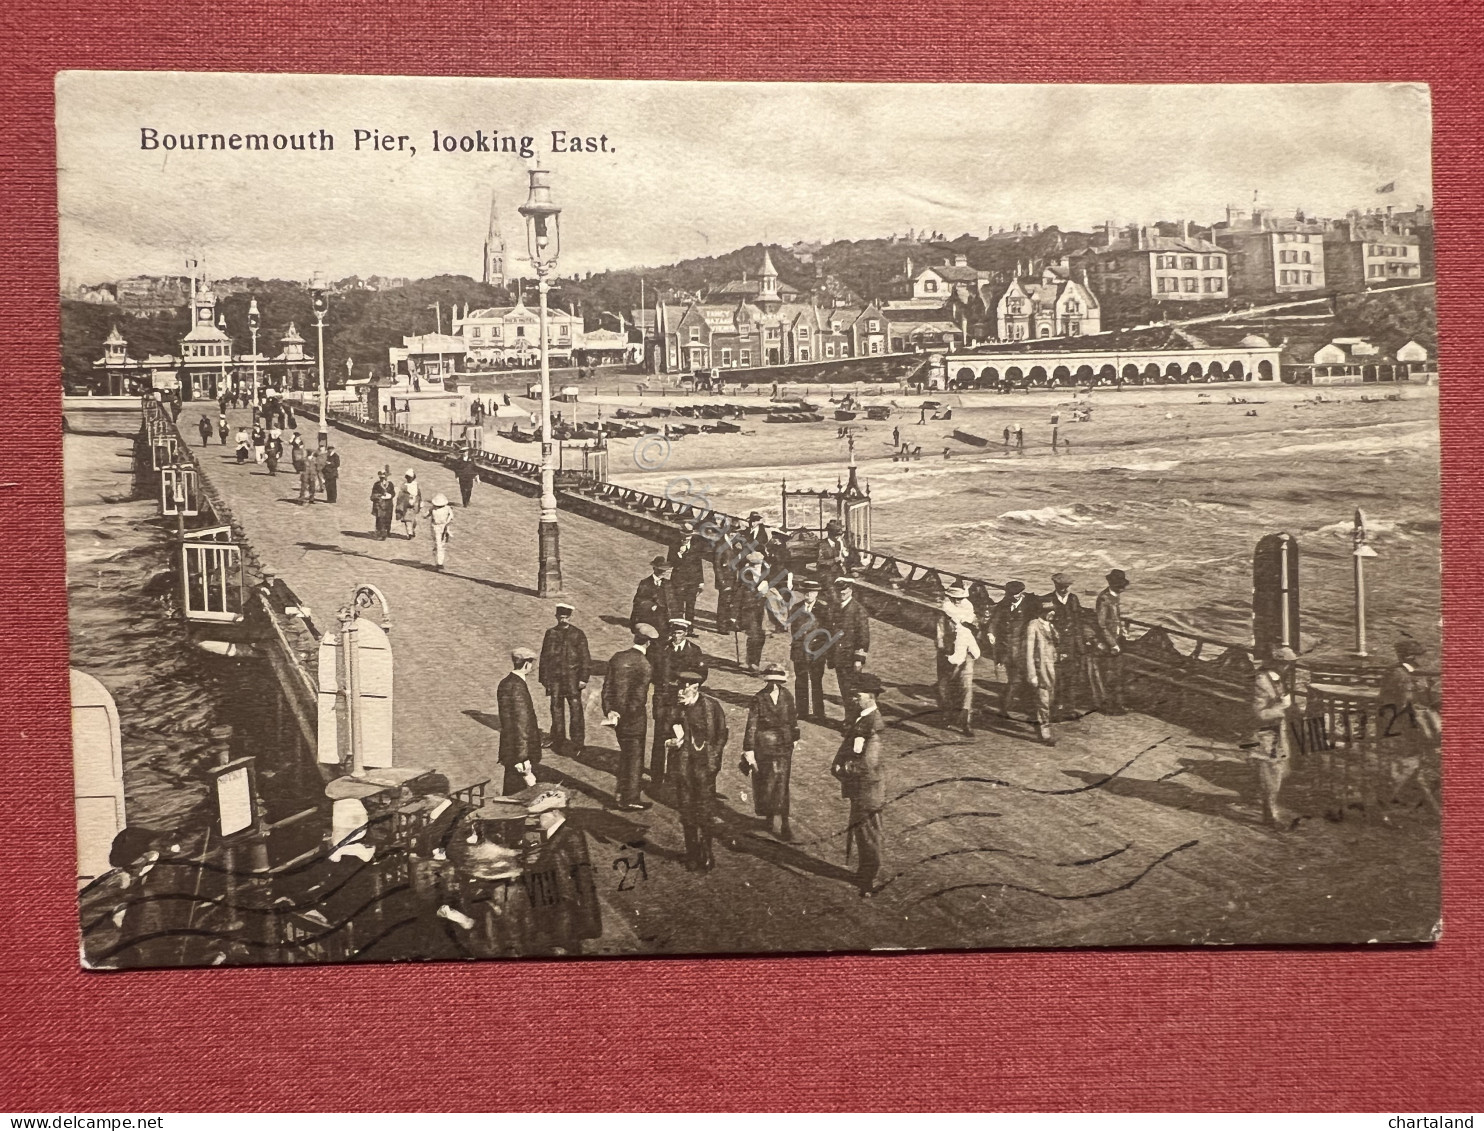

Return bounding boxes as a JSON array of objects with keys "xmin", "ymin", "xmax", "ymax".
[
  {"xmin": 207, "ymin": 757, "xmax": 258, "ymax": 840},
  {"xmin": 317, "ymin": 617, "xmax": 394, "ymax": 769}
]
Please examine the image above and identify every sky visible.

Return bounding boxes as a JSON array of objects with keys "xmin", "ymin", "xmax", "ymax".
[{"xmin": 55, "ymin": 74, "xmax": 1434, "ymax": 285}]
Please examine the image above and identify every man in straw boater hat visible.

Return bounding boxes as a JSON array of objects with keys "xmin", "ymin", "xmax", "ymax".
[
  {"xmin": 629, "ymin": 554, "xmax": 674, "ymax": 637},
  {"xmin": 601, "ymin": 622, "xmax": 658, "ymax": 811},
  {"xmin": 539, "ymin": 602, "xmax": 591, "ymax": 757},
  {"xmin": 741, "ymin": 662, "xmax": 801, "ymax": 840},
  {"xmin": 831, "ymin": 671, "xmax": 888, "ymax": 897},
  {"xmin": 496, "ymin": 647, "xmax": 542, "ymax": 796},
  {"xmin": 1092, "ymin": 568, "xmax": 1131, "ymax": 714},
  {"xmin": 647, "ymin": 617, "xmax": 704, "ymax": 793},
  {"xmin": 935, "ymin": 582, "xmax": 982, "ymax": 737},
  {"xmin": 1245, "ymin": 642, "xmax": 1300, "ymax": 829},
  {"xmin": 667, "ymin": 668, "xmax": 730, "ymax": 873}
]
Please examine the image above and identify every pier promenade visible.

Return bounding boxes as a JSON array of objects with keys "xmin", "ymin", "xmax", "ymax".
[{"xmin": 174, "ymin": 410, "xmax": 1438, "ymax": 953}]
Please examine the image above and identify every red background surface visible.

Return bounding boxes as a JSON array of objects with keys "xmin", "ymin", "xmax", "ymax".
[{"xmin": 2, "ymin": 1, "xmax": 1481, "ymax": 1112}]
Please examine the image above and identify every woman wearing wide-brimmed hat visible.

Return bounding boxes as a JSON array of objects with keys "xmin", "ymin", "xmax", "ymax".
[
  {"xmin": 741, "ymin": 662, "xmax": 800, "ymax": 840},
  {"xmin": 936, "ymin": 583, "xmax": 981, "ymax": 737},
  {"xmin": 427, "ymin": 492, "xmax": 454, "ymax": 570},
  {"xmin": 394, "ymin": 468, "xmax": 421, "ymax": 539}
]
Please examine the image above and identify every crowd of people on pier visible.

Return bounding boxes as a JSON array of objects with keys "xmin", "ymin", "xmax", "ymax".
[{"xmin": 187, "ymin": 397, "xmax": 1442, "ymax": 908}]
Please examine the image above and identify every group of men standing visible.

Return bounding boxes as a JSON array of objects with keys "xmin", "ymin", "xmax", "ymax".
[{"xmin": 932, "ymin": 568, "xmax": 1132, "ymax": 745}]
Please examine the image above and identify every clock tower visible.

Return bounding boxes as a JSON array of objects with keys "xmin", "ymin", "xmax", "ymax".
[{"xmin": 178, "ymin": 257, "xmax": 235, "ymax": 400}]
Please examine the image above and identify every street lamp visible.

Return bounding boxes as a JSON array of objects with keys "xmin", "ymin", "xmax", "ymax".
[
  {"xmin": 519, "ymin": 167, "xmax": 564, "ymax": 597},
  {"xmin": 217, "ymin": 313, "xmax": 229, "ymax": 402},
  {"xmin": 310, "ymin": 271, "xmax": 330, "ymax": 445},
  {"xmin": 247, "ymin": 297, "xmax": 261, "ymax": 422},
  {"xmin": 1352, "ymin": 507, "xmax": 1379, "ymax": 657}
]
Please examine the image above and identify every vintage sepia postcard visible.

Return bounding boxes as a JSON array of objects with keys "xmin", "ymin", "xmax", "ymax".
[{"xmin": 59, "ymin": 73, "xmax": 1441, "ymax": 968}]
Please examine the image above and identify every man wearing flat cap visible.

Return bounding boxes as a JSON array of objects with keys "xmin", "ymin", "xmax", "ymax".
[
  {"xmin": 1042, "ymin": 572, "xmax": 1088, "ymax": 720},
  {"xmin": 989, "ymin": 581, "xmax": 1032, "ymax": 720},
  {"xmin": 1092, "ymin": 568, "xmax": 1131, "ymax": 714},
  {"xmin": 668, "ymin": 523, "xmax": 706, "ymax": 628},
  {"xmin": 517, "ymin": 787, "xmax": 603, "ymax": 956},
  {"xmin": 831, "ymin": 672, "xmax": 888, "ymax": 897},
  {"xmin": 1248, "ymin": 642, "xmax": 1298, "ymax": 828},
  {"xmin": 667, "ymin": 668, "xmax": 730, "ymax": 872},
  {"xmin": 539, "ymin": 603, "xmax": 591, "ymax": 758},
  {"xmin": 1376, "ymin": 638, "xmax": 1441, "ymax": 817},
  {"xmin": 602, "ymin": 624, "xmax": 657, "ymax": 810},
  {"xmin": 648, "ymin": 618, "xmax": 705, "ymax": 791},
  {"xmin": 630, "ymin": 556, "xmax": 674, "ymax": 636},
  {"xmin": 790, "ymin": 577, "xmax": 830, "ymax": 721},
  {"xmin": 497, "ymin": 648, "xmax": 542, "ymax": 796},
  {"xmin": 825, "ymin": 575, "xmax": 871, "ymax": 724},
  {"xmin": 742, "ymin": 663, "xmax": 800, "ymax": 840}
]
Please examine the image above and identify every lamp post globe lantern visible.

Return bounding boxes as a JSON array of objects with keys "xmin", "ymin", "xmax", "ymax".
[
  {"xmin": 247, "ymin": 297, "xmax": 261, "ymax": 421},
  {"xmin": 309, "ymin": 271, "xmax": 330, "ymax": 444},
  {"xmin": 518, "ymin": 167, "xmax": 564, "ymax": 597}
]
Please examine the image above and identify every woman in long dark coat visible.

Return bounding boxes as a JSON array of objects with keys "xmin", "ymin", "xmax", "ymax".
[
  {"xmin": 370, "ymin": 466, "xmax": 396, "ymax": 539},
  {"xmin": 742, "ymin": 663, "xmax": 800, "ymax": 840}
]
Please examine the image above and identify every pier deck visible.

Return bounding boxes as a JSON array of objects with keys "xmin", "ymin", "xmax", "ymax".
[{"xmin": 173, "ymin": 410, "xmax": 1439, "ymax": 954}]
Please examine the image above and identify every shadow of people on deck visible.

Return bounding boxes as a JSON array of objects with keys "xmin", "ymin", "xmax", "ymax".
[
  {"xmin": 462, "ymin": 709, "xmax": 502, "ymax": 733},
  {"xmin": 1061, "ymin": 754, "xmax": 1255, "ymax": 826}
]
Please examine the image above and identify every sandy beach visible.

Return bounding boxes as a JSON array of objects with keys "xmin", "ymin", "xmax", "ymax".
[{"xmin": 476, "ymin": 379, "xmax": 1440, "ymax": 661}]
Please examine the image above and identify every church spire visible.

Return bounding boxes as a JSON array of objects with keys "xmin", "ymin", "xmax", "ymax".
[{"xmin": 483, "ymin": 187, "xmax": 506, "ymax": 288}]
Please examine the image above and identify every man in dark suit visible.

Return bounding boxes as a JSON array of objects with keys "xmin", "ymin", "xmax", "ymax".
[
  {"xmin": 648, "ymin": 619, "xmax": 705, "ymax": 792},
  {"xmin": 790, "ymin": 577, "xmax": 829, "ymax": 721},
  {"xmin": 497, "ymin": 647, "xmax": 542, "ymax": 795},
  {"xmin": 539, "ymin": 602, "xmax": 591, "ymax": 756},
  {"xmin": 1092, "ymin": 568, "xmax": 1131, "ymax": 714},
  {"xmin": 629, "ymin": 556, "xmax": 674, "ymax": 635},
  {"xmin": 825, "ymin": 576, "xmax": 871, "ymax": 723},
  {"xmin": 711, "ymin": 528, "xmax": 740, "ymax": 633},
  {"xmin": 601, "ymin": 624, "xmax": 657, "ymax": 810},
  {"xmin": 989, "ymin": 580, "xmax": 1032, "ymax": 719},
  {"xmin": 1041, "ymin": 572, "xmax": 1087, "ymax": 721},
  {"xmin": 668, "ymin": 668, "xmax": 730, "ymax": 873},
  {"xmin": 668, "ymin": 524, "xmax": 706, "ymax": 627}
]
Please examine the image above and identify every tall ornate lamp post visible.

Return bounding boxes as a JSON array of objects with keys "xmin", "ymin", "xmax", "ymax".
[
  {"xmin": 247, "ymin": 297, "xmax": 261, "ymax": 422},
  {"xmin": 310, "ymin": 271, "xmax": 330, "ymax": 445},
  {"xmin": 519, "ymin": 167, "xmax": 564, "ymax": 597},
  {"xmin": 1352, "ymin": 507, "xmax": 1379, "ymax": 657},
  {"xmin": 217, "ymin": 313, "xmax": 230, "ymax": 402}
]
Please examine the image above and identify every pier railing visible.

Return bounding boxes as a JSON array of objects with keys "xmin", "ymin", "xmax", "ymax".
[{"xmin": 296, "ymin": 399, "xmax": 1407, "ymax": 734}]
